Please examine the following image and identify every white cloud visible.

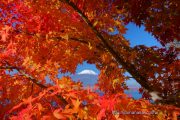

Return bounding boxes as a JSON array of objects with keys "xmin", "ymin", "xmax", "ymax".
[{"xmin": 78, "ymin": 69, "xmax": 97, "ymax": 75}]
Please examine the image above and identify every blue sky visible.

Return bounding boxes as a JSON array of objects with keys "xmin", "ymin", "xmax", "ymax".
[
  {"xmin": 124, "ymin": 23, "xmax": 161, "ymax": 47},
  {"xmin": 76, "ymin": 23, "xmax": 161, "ymax": 74}
]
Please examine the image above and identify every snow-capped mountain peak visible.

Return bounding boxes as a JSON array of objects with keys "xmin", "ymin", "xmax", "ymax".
[{"xmin": 77, "ymin": 69, "xmax": 97, "ymax": 75}]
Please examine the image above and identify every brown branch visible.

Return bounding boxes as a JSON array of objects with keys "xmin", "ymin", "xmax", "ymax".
[
  {"xmin": 60, "ymin": 0, "xmax": 180, "ymax": 107},
  {"xmin": 14, "ymin": 29, "xmax": 106, "ymax": 53},
  {"xmin": 0, "ymin": 66, "xmax": 17, "ymax": 70},
  {"xmin": 14, "ymin": 29, "xmax": 89, "ymax": 45},
  {"xmin": 0, "ymin": 65, "xmax": 68, "ymax": 107},
  {"xmin": 60, "ymin": 1, "xmax": 180, "ymax": 107},
  {"xmin": 59, "ymin": 0, "xmax": 153, "ymax": 92}
]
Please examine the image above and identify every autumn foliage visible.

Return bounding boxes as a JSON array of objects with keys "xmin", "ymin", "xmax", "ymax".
[{"xmin": 0, "ymin": 0, "xmax": 179, "ymax": 119}]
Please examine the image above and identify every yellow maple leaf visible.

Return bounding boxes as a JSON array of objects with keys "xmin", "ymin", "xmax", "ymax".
[
  {"xmin": 108, "ymin": 27, "xmax": 114, "ymax": 32},
  {"xmin": 71, "ymin": 98, "xmax": 81, "ymax": 113}
]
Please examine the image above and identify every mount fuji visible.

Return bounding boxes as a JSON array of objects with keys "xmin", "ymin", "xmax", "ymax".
[
  {"xmin": 72, "ymin": 69, "xmax": 98, "ymax": 86},
  {"xmin": 71, "ymin": 69, "xmax": 142, "ymax": 99}
]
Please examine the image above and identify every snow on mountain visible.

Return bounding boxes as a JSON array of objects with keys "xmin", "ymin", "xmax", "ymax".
[
  {"xmin": 71, "ymin": 69, "xmax": 98, "ymax": 87},
  {"xmin": 77, "ymin": 69, "xmax": 97, "ymax": 75}
]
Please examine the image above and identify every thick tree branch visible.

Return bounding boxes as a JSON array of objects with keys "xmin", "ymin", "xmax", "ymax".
[
  {"xmin": 61, "ymin": 1, "xmax": 180, "ymax": 107},
  {"xmin": 60, "ymin": 0, "xmax": 154, "ymax": 92},
  {"xmin": 59, "ymin": 0, "xmax": 180, "ymax": 107}
]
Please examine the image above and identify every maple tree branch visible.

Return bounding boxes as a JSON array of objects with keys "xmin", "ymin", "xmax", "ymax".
[
  {"xmin": 15, "ymin": 29, "xmax": 100, "ymax": 48},
  {"xmin": 60, "ymin": 0, "xmax": 154, "ymax": 92},
  {"xmin": 14, "ymin": 29, "xmax": 88, "ymax": 44},
  {"xmin": 59, "ymin": 1, "xmax": 180, "ymax": 107},
  {"xmin": 14, "ymin": 29, "xmax": 105, "ymax": 52},
  {"xmin": 0, "ymin": 65, "xmax": 68, "ymax": 107},
  {"xmin": 54, "ymin": 36, "xmax": 88, "ymax": 44},
  {"xmin": 126, "ymin": 76, "xmax": 135, "ymax": 79},
  {"xmin": 0, "ymin": 66, "xmax": 17, "ymax": 70}
]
